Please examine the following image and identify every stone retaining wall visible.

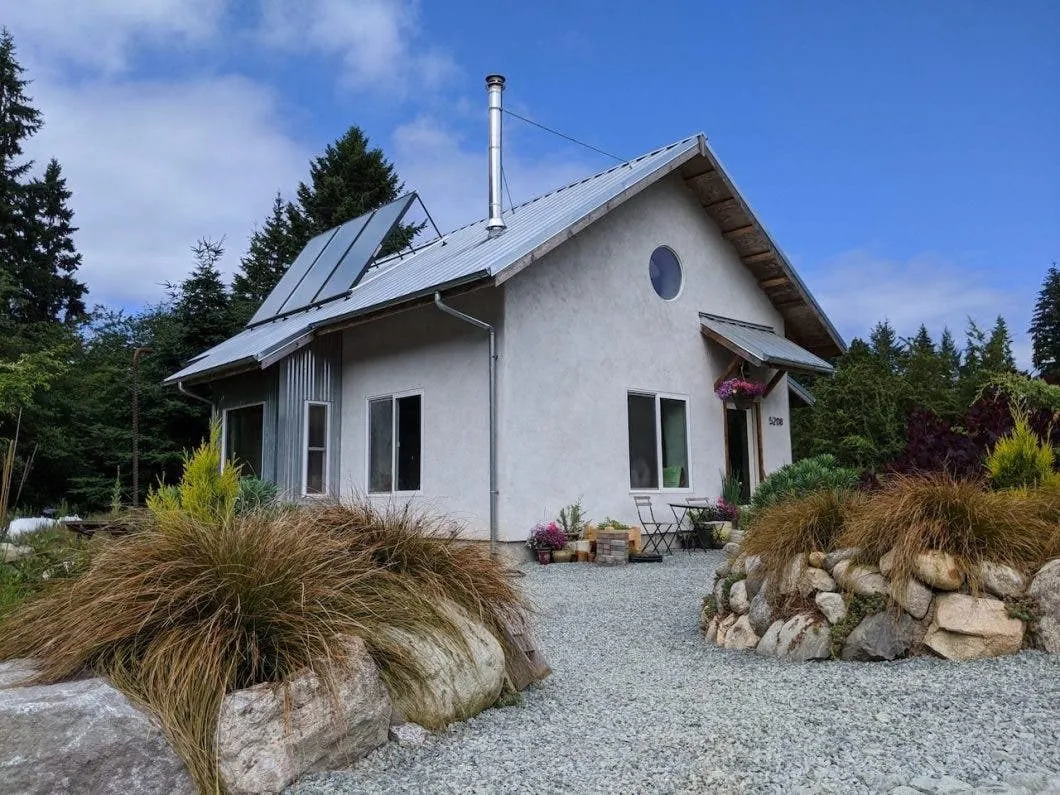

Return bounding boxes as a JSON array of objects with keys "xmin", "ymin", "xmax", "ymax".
[{"xmin": 702, "ymin": 541, "xmax": 1060, "ymax": 662}]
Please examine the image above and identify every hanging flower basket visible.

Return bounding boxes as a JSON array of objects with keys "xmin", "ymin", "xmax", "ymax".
[{"xmin": 715, "ymin": 378, "xmax": 766, "ymax": 409}]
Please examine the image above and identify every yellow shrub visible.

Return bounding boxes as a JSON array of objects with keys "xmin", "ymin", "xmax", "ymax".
[
  {"xmin": 986, "ymin": 411, "xmax": 1054, "ymax": 490},
  {"xmin": 146, "ymin": 423, "xmax": 240, "ymax": 525}
]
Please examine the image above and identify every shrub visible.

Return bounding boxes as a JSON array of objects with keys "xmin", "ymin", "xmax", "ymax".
[
  {"xmin": 234, "ymin": 476, "xmax": 280, "ymax": 515},
  {"xmin": 742, "ymin": 489, "xmax": 861, "ymax": 596},
  {"xmin": 986, "ymin": 411, "xmax": 1054, "ymax": 490},
  {"xmin": 527, "ymin": 521, "xmax": 567, "ymax": 550},
  {"xmin": 556, "ymin": 501, "xmax": 588, "ymax": 541},
  {"xmin": 750, "ymin": 455, "xmax": 859, "ymax": 513},
  {"xmin": 0, "ymin": 500, "xmax": 528, "ymax": 791},
  {"xmin": 145, "ymin": 424, "xmax": 240, "ymax": 525},
  {"xmin": 839, "ymin": 473, "xmax": 1054, "ymax": 591}
]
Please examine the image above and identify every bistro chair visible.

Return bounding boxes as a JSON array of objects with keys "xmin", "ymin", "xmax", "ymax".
[
  {"xmin": 633, "ymin": 495, "xmax": 676, "ymax": 555},
  {"xmin": 675, "ymin": 496, "xmax": 712, "ymax": 554}
]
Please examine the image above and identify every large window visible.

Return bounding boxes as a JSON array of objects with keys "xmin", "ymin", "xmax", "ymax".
[
  {"xmin": 627, "ymin": 392, "xmax": 689, "ymax": 490},
  {"xmin": 224, "ymin": 404, "xmax": 264, "ymax": 478},
  {"xmin": 368, "ymin": 393, "xmax": 422, "ymax": 493},
  {"xmin": 304, "ymin": 402, "xmax": 329, "ymax": 496}
]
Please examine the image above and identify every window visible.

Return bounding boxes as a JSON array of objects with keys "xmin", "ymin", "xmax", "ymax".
[
  {"xmin": 368, "ymin": 393, "xmax": 422, "ymax": 493},
  {"xmin": 224, "ymin": 404, "xmax": 264, "ymax": 478},
  {"xmin": 649, "ymin": 246, "xmax": 682, "ymax": 300},
  {"xmin": 304, "ymin": 402, "xmax": 329, "ymax": 496},
  {"xmin": 627, "ymin": 392, "xmax": 689, "ymax": 489}
]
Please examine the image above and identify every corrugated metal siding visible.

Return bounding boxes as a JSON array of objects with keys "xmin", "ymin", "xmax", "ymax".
[
  {"xmin": 274, "ymin": 335, "xmax": 343, "ymax": 500},
  {"xmin": 213, "ymin": 370, "xmax": 279, "ymax": 483}
]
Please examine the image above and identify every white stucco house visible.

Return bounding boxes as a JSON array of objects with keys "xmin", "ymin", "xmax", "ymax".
[{"xmin": 165, "ymin": 78, "xmax": 844, "ymax": 544}]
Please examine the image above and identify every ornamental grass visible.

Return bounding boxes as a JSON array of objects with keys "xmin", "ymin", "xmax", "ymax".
[{"xmin": 0, "ymin": 502, "xmax": 528, "ymax": 793}]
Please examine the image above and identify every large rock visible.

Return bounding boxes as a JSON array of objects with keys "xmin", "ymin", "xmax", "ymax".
[
  {"xmin": 703, "ymin": 616, "xmax": 719, "ymax": 644},
  {"xmin": 924, "ymin": 593, "xmax": 1024, "ymax": 660},
  {"xmin": 832, "ymin": 560, "xmax": 889, "ymax": 596},
  {"xmin": 823, "ymin": 547, "xmax": 859, "ymax": 572},
  {"xmin": 778, "ymin": 554, "xmax": 808, "ymax": 595},
  {"xmin": 1028, "ymin": 559, "xmax": 1060, "ymax": 653},
  {"xmin": 722, "ymin": 542, "xmax": 742, "ymax": 561},
  {"xmin": 840, "ymin": 612, "xmax": 917, "ymax": 661},
  {"xmin": 756, "ymin": 620, "xmax": 785, "ymax": 657},
  {"xmin": 216, "ymin": 637, "xmax": 391, "ymax": 794},
  {"xmin": 890, "ymin": 577, "xmax": 933, "ymax": 620},
  {"xmin": 0, "ymin": 542, "xmax": 34, "ymax": 563},
  {"xmin": 722, "ymin": 615, "xmax": 760, "ymax": 651},
  {"xmin": 0, "ymin": 658, "xmax": 39, "ymax": 688},
  {"xmin": 915, "ymin": 551, "xmax": 963, "ymax": 590},
  {"xmin": 878, "ymin": 548, "xmax": 896, "ymax": 577},
  {"xmin": 977, "ymin": 561, "xmax": 1026, "ymax": 599},
  {"xmin": 728, "ymin": 580, "xmax": 750, "ymax": 615},
  {"xmin": 815, "ymin": 592, "xmax": 847, "ymax": 625},
  {"xmin": 715, "ymin": 613, "xmax": 737, "ymax": 646},
  {"xmin": 743, "ymin": 555, "xmax": 765, "ymax": 598},
  {"xmin": 713, "ymin": 577, "xmax": 730, "ymax": 617},
  {"xmin": 0, "ymin": 677, "xmax": 192, "ymax": 794},
  {"xmin": 748, "ymin": 588, "xmax": 774, "ymax": 635},
  {"xmin": 798, "ymin": 566, "xmax": 836, "ymax": 597},
  {"xmin": 807, "ymin": 551, "xmax": 827, "ymax": 569},
  {"xmin": 775, "ymin": 614, "xmax": 831, "ymax": 661},
  {"xmin": 378, "ymin": 600, "xmax": 506, "ymax": 729}
]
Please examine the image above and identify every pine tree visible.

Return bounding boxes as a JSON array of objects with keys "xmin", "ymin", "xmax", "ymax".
[
  {"xmin": 231, "ymin": 193, "xmax": 301, "ymax": 324},
  {"xmin": 25, "ymin": 159, "xmax": 86, "ymax": 324},
  {"xmin": 939, "ymin": 328, "xmax": 961, "ymax": 385},
  {"xmin": 869, "ymin": 321, "xmax": 905, "ymax": 374},
  {"xmin": 172, "ymin": 239, "xmax": 238, "ymax": 356},
  {"xmin": 1030, "ymin": 264, "xmax": 1060, "ymax": 383},
  {"xmin": 983, "ymin": 315, "xmax": 1017, "ymax": 374}
]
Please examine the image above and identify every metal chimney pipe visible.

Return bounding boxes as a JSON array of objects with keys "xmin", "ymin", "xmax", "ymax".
[{"xmin": 485, "ymin": 74, "xmax": 506, "ymax": 237}]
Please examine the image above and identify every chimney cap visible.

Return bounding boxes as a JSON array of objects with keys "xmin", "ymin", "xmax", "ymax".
[{"xmin": 486, "ymin": 74, "xmax": 506, "ymax": 88}]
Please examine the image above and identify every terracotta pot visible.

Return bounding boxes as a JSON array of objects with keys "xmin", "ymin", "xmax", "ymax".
[
  {"xmin": 535, "ymin": 549, "xmax": 551, "ymax": 565},
  {"xmin": 552, "ymin": 549, "xmax": 573, "ymax": 563}
]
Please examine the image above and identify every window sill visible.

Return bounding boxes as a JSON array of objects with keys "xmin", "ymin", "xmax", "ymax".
[
  {"xmin": 629, "ymin": 487, "xmax": 694, "ymax": 494},
  {"xmin": 367, "ymin": 491, "xmax": 424, "ymax": 498}
]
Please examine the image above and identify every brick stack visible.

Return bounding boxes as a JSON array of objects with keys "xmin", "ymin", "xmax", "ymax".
[{"xmin": 595, "ymin": 531, "xmax": 629, "ymax": 566}]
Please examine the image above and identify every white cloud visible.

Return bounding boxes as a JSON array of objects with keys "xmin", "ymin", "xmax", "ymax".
[
  {"xmin": 258, "ymin": 0, "xmax": 457, "ymax": 91},
  {"xmin": 26, "ymin": 75, "xmax": 308, "ymax": 307},
  {"xmin": 5, "ymin": 0, "xmax": 226, "ymax": 73}
]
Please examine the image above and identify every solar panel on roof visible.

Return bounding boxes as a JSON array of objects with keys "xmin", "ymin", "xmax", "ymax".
[
  {"xmin": 247, "ymin": 194, "xmax": 417, "ymax": 327},
  {"xmin": 249, "ymin": 227, "xmax": 338, "ymax": 325}
]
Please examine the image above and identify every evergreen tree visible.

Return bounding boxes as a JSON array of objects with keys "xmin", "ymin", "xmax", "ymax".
[
  {"xmin": 24, "ymin": 159, "xmax": 86, "ymax": 324},
  {"xmin": 231, "ymin": 193, "xmax": 301, "ymax": 324},
  {"xmin": 1030, "ymin": 264, "xmax": 1060, "ymax": 382},
  {"xmin": 939, "ymin": 328, "xmax": 961, "ymax": 385},
  {"xmin": 172, "ymin": 239, "xmax": 239, "ymax": 355},
  {"xmin": 868, "ymin": 321, "xmax": 905, "ymax": 374},
  {"xmin": 982, "ymin": 315, "xmax": 1017, "ymax": 374}
]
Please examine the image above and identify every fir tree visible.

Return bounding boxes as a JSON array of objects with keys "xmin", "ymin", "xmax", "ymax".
[
  {"xmin": 172, "ymin": 239, "xmax": 238, "ymax": 356},
  {"xmin": 982, "ymin": 315, "xmax": 1016, "ymax": 374},
  {"xmin": 869, "ymin": 321, "xmax": 904, "ymax": 374},
  {"xmin": 1030, "ymin": 263, "xmax": 1060, "ymax": 383},
  {"xmin": 231, "ymin": 193, "xmax": 301, "ymax": 324},
  {"xmin": 25, "ymin": 159, "xmax": 86, "ymax": 323},
  {"xmin": 939, "ymin": 328, "xmax": 961, "ymax": 384}
]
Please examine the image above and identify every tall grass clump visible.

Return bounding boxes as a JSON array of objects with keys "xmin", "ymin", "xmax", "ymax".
[
  {"xmin": 839, "ymin": 473, "xmax": 1054, "ymax": 591},
  {"xmin": 749, "ymin": 454, "xmax": 860, "ymax": 513},
  {"xmin": 985, "ymin": 410, "xmax": 1055, "ymax": 490},
  {"xmin": 0, "ymin": 441, "xmax": 527, "ymax": 792},
  {"xmin": 742, "ymin": 489, "xmax": 861, "ymax": 594}
]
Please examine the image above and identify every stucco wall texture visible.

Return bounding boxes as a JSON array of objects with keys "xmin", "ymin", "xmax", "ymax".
[{"xmin": 336, "ymin": 173, "xmax": 795, "ymax": 541}]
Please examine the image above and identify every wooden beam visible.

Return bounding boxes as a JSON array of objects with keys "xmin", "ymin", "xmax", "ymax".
[
  {"xmin": 722, "ymin": 224, "xmax": 756, "ymax": 240},
  {"xmin": 763, "ymin": 369, "xmax": 786, "ymax": 397},
  {"xmin": 772, "ymin": 299, "xmax": 806, "ymax": 309},
  {"xmin": 754, "ymin": 403, "xmax": 766, "ymax": 483},
  {"xmin": 683, "ymin": 165, "xmax": 716, "ymax": 181},
  {"xmin": 743, "ymin": 250, "xmax": 775, "ymax": 264},
  {"xmin": 713, "ymin": 355, "xmax": 745, "ymax": 392},
  {"xmin": 758, "ymin": 276, "xmax": 789, "ymax": 289},
  {"xmin": 703, "ymin": 196, "xmax": 737, "ymax": 210}
]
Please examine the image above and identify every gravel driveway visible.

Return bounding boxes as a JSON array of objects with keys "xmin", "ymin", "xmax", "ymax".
[{"xmin": 293, "ymin": 552, "xmax": 1060, "ymax": 794}]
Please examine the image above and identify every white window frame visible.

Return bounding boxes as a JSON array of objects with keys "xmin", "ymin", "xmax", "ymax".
[
  {"xmin": 221, "ymin": 401, "xmax": 265, "ymax": 475},
  {"xmin": 302, "ymin": 400, "xmax": 330, "ymax": 498},
  {"xmin": 627, "ymin": 390, "xmax": 693, "ymax": 493},
  {"xmin": 365, "ymin": 390, "xmax": 424, "ymax": 496}
]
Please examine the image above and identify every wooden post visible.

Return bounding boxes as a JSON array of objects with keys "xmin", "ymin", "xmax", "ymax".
[{"xmin": 754, "ymin": 402, "xmax": 766, "ymax": 484}]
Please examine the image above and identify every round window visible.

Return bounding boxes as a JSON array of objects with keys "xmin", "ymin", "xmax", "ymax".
[{"xmin": 649, "ymin": 246, "xmax": 682, "ymax": 300}]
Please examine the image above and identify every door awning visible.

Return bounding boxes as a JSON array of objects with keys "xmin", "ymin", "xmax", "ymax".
[{"xmin": 700, "ymin": 312, "xmax": 835, "ymax": 375}]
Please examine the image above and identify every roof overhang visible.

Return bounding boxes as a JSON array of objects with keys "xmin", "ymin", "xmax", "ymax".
[
  {"xmin": 700, "ymin": 312, "xmax": 834, "ymax": 375},
  {"xmin": 788, "ymin": 377, "xmax": 816, "ymax": 407}
]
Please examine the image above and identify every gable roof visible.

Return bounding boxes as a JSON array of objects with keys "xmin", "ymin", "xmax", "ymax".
[{"xmin": 166, "ymin": 133, "xmax": 844, "ymax": 385}]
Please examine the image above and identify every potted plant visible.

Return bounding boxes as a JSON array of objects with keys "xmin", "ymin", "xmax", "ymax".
[
  {"xmin": 527, "ymin": 521, "xmax": 568, "ymax": 564},
  {"xmin": 715, "ymin": 378, "xmax": 766, "ymax": 410}
]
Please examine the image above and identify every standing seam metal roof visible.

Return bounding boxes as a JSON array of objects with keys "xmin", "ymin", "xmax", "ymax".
[{"xmin": 699, "ymin": 313, "xmax": 835, "ymax": 374}]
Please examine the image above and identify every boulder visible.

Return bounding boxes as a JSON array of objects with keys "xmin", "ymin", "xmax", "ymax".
[
  {"xmin": 890, "ymin": 577, "xmax": 933, "ymax": 620},
  {"xmin": 722, "ymin": 542, "xmax": 741, "ymax": 561},
  {"xmin": 748, "ymin": 588, "xmax": 774, "ymax": 635},
  {"xmin": 823, "ymin": 547, "xmax": 859, "ymax": 572},
  {"xmin": 878, "ymin": 548, "xmax": 896, "ymax": 577},
  {"xmin": 1028, "ymin": 559, "xmax": 1060, "ymax": 653},
  {"xmin": 714, "ymin": 560, "xmax": 732, "ymax": 579},
  {"xmin": 924, "ymin": 593, "xmax": 1024, "ymax": 660},
  {"xmin": 216, "ymin": 637, "xmax": 391, "ymax": 794},
  {"xmin": 722, "ymin": 615, "xmax": 760, "ymax": 651},
  {"xmin": 388, "ymin": 722, "xmax": 429, "ymax": 747},
  {"xmin": 807, "ymin": 551, "xmax": 827, "ymax": 569},
  {"xmin": 776, "ymin": 614, "xmax": 831, "ymax": 661},
  {"xmin": 778, "ymin": 554, "xmax": 808, "ymax": 595},
  {"xmin": 713, "ymin": 578, "xmax": 730, "ymax": 617},
  {"xmin": 832, "ymin": 560, "xmax": 889, "ymax": 596},
  {"xmin": 0, "ymin": 677, "xmax": 192, "ymax": 794},
  {"xmin": 715, "ymin": 614, "xmax": 737, "ymax": 646},
  {"xmin": 0, "ymin": 658, "xmax": 40, "ymax": 688},
  {"xmin": 797, "ymin": 566, "xmax": 836, "ymax": 597},
  {"xmin": 377, "ymin": 599, "xmax": 506, "ymax": 729},
  {"xmin": 914, "ymin": 551, "xmax": 963, "ymax": 590},
  {"xmin": 703, "ymin": 616, "xmax": 719, "ymax": 644},
  {"xmin": 743, "ymin": 555, "xmax": 765, "ymax": 598},
  {"xmin": 729, "ymin": 580, "xmax": 750, "ymax": 615},
  {"xmin": 977, "ymin": 561, "xmax": 1026, "ymax": 599},
  {"xmin": 0, "ymin": 542, "xmax": 34, "ymax": 563},
  {"xmin": 815, "ymin": 592, "xmax": 847, "ymax": 625},
  {"xmin": 840, "ymin": 612, "xmax": 917, "ymax": 661},
  {"xmin": 756, "ymin": 620, "xmax": 785, "ymax": 657}
]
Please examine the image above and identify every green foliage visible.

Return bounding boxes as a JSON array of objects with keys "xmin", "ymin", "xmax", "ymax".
[
  {"xmin": 829, "ymin": 593, "xmax": 888, "ymax": 659},
  {"xmin": 146, "ymin": 425, "xmax": 240, "ymax": 526},
  {"xmin": 986, "ymin": 411, "xmax": 1055, "ymax": 490},
  {"xmin": 1030, "ymin": 263, "xmax": 1060, "ymax": 383},
  {"xmin": 981, "ymin": 372, "xmax": 1060, "ymax": 412},
  {"xmin": 556, "ymin": 500, "xmax": 588, "ymax": 541},
  {"xmin": 720, "ymin": 470, "xmax": 743, "ymax": 507},
  {"xmin": 234, "ymin": 477, "xmax": 279, "ymax": 515},
  {"xmin": 750, "ymin": 455, "xmax": 859, "ymax": 513},
  {"xmin": 595, "ymin": 517, "xmax": 631, "ymax": 532},
  {"xmin": 0, "ymin": 525, "xmax": 93, "ymax": 617},
  {"xmin": 701, "ymin": 594, "xmax": 718, "ymax": 623},
  {"xmin": 109, "ymin": 468, "xmax": 122, "ymax": 516}
]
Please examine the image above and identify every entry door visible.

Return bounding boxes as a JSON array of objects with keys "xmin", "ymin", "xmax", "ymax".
[{"xmin": 725, "ymin": 408, "xmax": 756, "ymax": 503}]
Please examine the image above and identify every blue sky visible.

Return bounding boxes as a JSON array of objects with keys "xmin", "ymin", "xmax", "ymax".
[{"xmin": 9, "ymin": 1, "xmax": 1058, "ymax": 363}]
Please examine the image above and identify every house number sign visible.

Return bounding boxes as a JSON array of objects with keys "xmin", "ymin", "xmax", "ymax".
[{"xmin": 768, "ymin": 416, "xmax": 784, "ymax": 426}]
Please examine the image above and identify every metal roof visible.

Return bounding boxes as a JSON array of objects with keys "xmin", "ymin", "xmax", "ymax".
[
  {"xmin": 167, "ymin": 133, "xmax": 841, "ymax": 385},
  {"xmin": 699, "ymin": 313, "xmax": 835, "ymax": 375},
  {"xmin": 787, "ymin": 377, "xmax": 816, "ymax": 407}
]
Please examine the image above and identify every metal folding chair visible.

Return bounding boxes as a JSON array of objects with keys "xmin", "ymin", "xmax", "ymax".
[
  {"xmin": 633, "ymin": 495, "xmax": 676, "ymax": 554},
  {"xmin": 675, "ymin": 497, "xmax": 712, "ymax": 554}
]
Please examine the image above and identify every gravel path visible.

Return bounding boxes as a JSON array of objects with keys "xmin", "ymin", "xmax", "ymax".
[{"xmin": 293, "ymin": 552, "xmax": 1060, "ymax": 794}]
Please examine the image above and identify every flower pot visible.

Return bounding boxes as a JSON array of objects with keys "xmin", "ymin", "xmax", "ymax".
[
  {"xmin": 574, "ymin": 539, "xmax": 591, "ymax": 562},
  {"xmin": 552, "ymin": 549, "xmax": 573, "ymax": 563},
  {"xmin": 732, "ymin": 396, "xmax": 754, "ymax": 410},
  {"xmin": 535, "ymin": 549, "xmax": 551, "ymax": 565}
]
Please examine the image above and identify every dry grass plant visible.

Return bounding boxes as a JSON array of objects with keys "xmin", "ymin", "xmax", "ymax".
[
  {"xmin": 0, "ymin": 502, "xmax": 528, "ymax": 792},
  {"xmin": 839, "ymin": 473, "xmax": 1054, "ymax": 593}
]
